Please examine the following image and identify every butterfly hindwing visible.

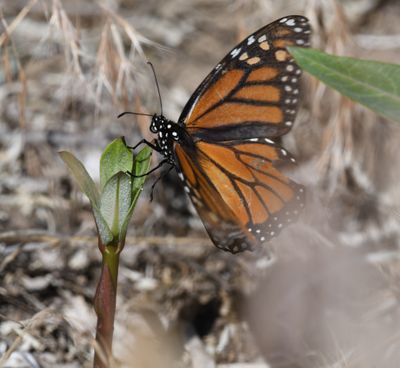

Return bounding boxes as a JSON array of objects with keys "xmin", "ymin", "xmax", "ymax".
[
  {"xmin": 175, "ymin": 138, "xmax": 305, "ymax": 253},
  {"xmin": 174, "ymin": 144, "xmax": 255, "ymax": 252}
]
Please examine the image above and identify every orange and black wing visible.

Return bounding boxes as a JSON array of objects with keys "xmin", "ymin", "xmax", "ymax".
[
  {"xmin": 178, "ymin": 15, "xmax": 311, "ymax": 141},
  {"xmin": 174, "ymin": 138, "xmax": 305, "ymax": 253},
  {"xmin": 173, "ymin": 16, "xmax": 310, "ymax": 252}
]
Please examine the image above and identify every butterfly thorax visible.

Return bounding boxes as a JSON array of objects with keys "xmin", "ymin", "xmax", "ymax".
[{"xmin": 150, "ymin": 114, "xmax": 187, "ymax": 163}]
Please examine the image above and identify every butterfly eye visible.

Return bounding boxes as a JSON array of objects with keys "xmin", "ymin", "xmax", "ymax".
[
  {"xmin": 150, "ymin": 118, "xmax": 159, "ymax": 133},
  {"xmin": 150, "ymin": 124, "xmax": 157, "ymax": 133}
]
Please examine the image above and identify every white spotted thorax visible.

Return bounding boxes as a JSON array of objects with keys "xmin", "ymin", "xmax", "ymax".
[{"xmin": 150, "ymin": 115, "xmax": 183, "ymax": 164}]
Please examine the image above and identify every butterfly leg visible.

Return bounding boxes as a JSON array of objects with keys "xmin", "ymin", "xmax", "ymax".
[
  {"xmin": 149, "ymin": 165, "xmax": 174, "ymax": 202},
  {"xmin": 128, "ymin": 139, "xmax": 160, "ymax": 152},
  {"xmin": 128, "ymin": 158, "xmax": 169, "ymax": 178}
]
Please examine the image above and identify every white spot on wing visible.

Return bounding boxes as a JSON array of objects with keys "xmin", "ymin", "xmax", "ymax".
[
  {"xmin": 247, "ymin": 35, "xmax": 255, "ymax": 45},
  {"xmin": 286, "ymin": 64, "xmax": 294, "ymax": 72},
  {"xmin": 258, "ymin": 34, "xmax": 267, "ymax": 42},
  {"xmin": 230, "ymin": 47, "xmax": 241, "ymax": 58},
  {"xmin": 285, "ymin": 19, "xmax": 296, "ymax": 26}
]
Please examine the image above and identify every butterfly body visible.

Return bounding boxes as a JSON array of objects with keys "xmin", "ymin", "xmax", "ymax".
[
  {"xmin": 142, "ymin": 16, "xmax": 311, "ymax": 253},
  {"xmin": 150, "ymin": 115, "xmax": 188, "ymax": 164}
]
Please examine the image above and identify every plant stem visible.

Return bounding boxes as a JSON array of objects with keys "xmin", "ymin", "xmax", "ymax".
[{"xmin": 93, "ymin": 243, "xmax": 120, "ymax": 368}]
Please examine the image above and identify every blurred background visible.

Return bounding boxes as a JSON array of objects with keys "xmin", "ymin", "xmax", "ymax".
[{"xmin": 1, "ymin": 0, "xmax": 400, "ymax": 367}]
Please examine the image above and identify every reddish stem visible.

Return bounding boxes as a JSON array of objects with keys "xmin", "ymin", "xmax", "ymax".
[{"xmin": 93, "ymin": 244, "xmax": 119, "ymax": 368}]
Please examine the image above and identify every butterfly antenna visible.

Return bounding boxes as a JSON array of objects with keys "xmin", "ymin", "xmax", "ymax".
[
  {"xmin": 117, "ymin": 111, "xmax": 153, "ymax": 118},
  {"xmin": 147, "ymin": 61, "xmax": 163, "ymax": 115}
]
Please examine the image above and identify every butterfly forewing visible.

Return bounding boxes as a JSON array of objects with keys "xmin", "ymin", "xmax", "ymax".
[{"xmin": 179, "ymin": 16, "xmax": 310, "ymax": 141}]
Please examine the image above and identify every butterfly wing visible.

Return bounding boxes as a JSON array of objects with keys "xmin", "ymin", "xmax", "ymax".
[
  {"xmin": 175, "ymin": 144, "xmax": 255, "ymax": 252},
  {"xmin": 174, "ymin": 16, "xmax": 310, "ymax": 252},
  {"xmin": 175, "ymin": 138, "xmax": 305, "ymax": 253},
  {"xmin": 178, "ymin": 15, "xmax": 311, "ymax": 141}
]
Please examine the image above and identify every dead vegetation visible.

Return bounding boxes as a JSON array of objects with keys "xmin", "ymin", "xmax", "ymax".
[{"xmin": 1, "ymin": 0, "xmax": 400, "ymax": 367}]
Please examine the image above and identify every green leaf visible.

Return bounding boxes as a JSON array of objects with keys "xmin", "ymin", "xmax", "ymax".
[
  {"xmin": 100, "ymin": 137, "xmax": 133, "ymax": 192},
  {"xmin": 60, "ymin": 142, "xmax": 152, "ymax": 248},
  {"xmin": 100, "ymin": 172, "xmax": 132, "ymax": 237},
  {"xmin": 59, "ymin": 151, "xmax": 113, "ymax": 245},
  {"xmin": 59, "ymin": 151, "xmax": 100, "ymax": 207},
  {"xmin": 93, "ymin": 206, "xmax": 114, "ymax": 246},
  {"xmin": 288, "ymin": 47, "xmax": 400, "ymax": 123},
  {"xmin": 119, "ymin": 146, "xmax": 152, "ymax": 240}
]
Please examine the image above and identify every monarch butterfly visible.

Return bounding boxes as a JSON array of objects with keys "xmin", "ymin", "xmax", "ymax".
[{"xmin": 122, "ymin": 15, "xmax": 311, "ymax": 253}]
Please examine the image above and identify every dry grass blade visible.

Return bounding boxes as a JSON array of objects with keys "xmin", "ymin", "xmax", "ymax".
[
  {"xmin": 98, "ymin": 3, "xmax": 160, "ymax": 57},
  {"xmin": 0, "ymin": 309, "xmax": 53, "ymax": 367},
  {"xmin": 17, "ymin": 66, "xmax": 27, "ymax": 129},
  {"xmin": 49, "ymin": 0, "xmax": 83, "ymax": 76},
  {"xmin": 93, "ymin": 4, "xmax": 163, "ymax": 113},
  {"xmin": 0, "ymin": 229, "xmax": 210, "ymax": 252},
  {"xmin": 0, "ymin": 245, "xmax": 21, "ymax": 273},
  {"xmin": 0, "ymin": 15, "xmax": 28, "ymax": 129},
  {"xmin": 0, "ymin": 0, "xmax": 37, "ymax": 47},
  {"xmin": 96, "ymin": 21, "xmax": 119, "ymax": 102}
]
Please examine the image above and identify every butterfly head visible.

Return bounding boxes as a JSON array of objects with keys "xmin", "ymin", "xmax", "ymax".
[{"xmin": 150, "ymin": 114, "xmax": 165, "ymax": 133}]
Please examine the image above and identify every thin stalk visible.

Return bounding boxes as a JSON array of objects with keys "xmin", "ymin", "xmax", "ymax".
[{"xmin": 93, "ymin": 242, "xmax": 120, "ymax": 368}]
